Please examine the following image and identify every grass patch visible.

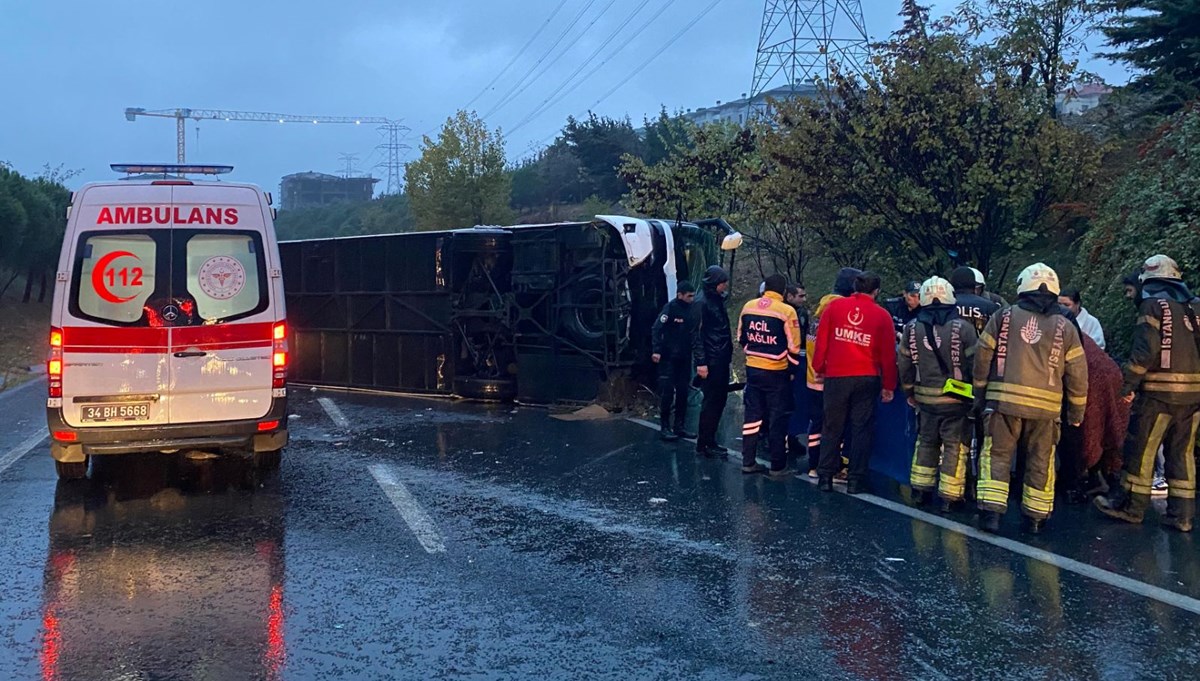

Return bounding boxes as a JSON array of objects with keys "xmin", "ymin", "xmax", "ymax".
[{"xmin": 0, "ymin": 294, "xmax": 50, "ymax": 390}]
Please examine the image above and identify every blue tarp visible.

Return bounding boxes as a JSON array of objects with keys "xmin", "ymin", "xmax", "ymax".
[{"xmin": 787, "ymin": 374, "xmax": 917, "ymax": 486}]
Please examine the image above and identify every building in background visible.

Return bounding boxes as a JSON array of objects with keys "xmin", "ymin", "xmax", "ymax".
[
  {"xmin": 682, "ymin": 83, "xmax": 820, "ymax": 127},
  {"xmin": 1057, "ymin": 83, "xmax": 1113, "ymax": 116},
  {"xmin": 280, "ymin": 172, "xmax": 379, "ymax": 211}
]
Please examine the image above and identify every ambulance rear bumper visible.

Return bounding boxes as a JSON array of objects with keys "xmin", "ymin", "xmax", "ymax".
[{"xmin": 46, "ymin": 398, "xmax": 288, "ymax": 461}]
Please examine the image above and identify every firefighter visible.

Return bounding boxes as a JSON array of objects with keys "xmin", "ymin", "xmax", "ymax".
[
  {"xmin": 738, "ymin": 273, "xmax": 802, "ymax": 478},
  {"xmin": 694, "ymin": 266, "xmax": 733, "ymax": 457},
  {"xmin": 973, "ymin": 263, "xmax": 1088, "ymax": 534},
  {"xmin": 1095, "ymin": 255, "xmax": 1200, "ymax": 532},
  {"xmin": 899, "ymin": 277, "xmax": 977, "ymax": 511},
  {"xmin": 651, "ymin": 281, "xmax": 701, "ymax": 441}
]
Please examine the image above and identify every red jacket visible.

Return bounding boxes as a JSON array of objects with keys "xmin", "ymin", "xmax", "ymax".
[{"xmin": 813, "ymin": 292, "xmax": 898, "ymax": 390}]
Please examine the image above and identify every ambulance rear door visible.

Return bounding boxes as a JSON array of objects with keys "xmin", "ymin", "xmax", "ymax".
[
  {"xmin": 59, "ymin": 185, "xmax": 174, "ymax": 428},
  {"xmin": 165, "ymin": 184, "xmax": 277, "ymax": 424}
]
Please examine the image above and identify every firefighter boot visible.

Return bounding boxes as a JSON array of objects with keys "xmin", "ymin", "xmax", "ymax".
[
  {"xmin": 1162, "ymin": 498, "xmax": 1195, "ymax": 533},
  {"xmin": 979, "ymin": 511, "xmax": 1002, "ymax": 534},
  {"xmin": 911, "ymin": 489, "xmax": 933, "ymax": 507},
  {"xmin": 1021, "ymin": 515, "xmax": 1046, "ymax": 535},
  {"xmin": 1093, "ymin": 487, "xmax": 1146, "ymax": 525}
]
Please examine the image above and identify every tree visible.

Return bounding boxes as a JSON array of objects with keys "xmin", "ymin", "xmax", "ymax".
[
  {"xmin": 1076, "ymin": 103, "xmax": 1200, "ymax": 354},
  {"xmin": 950, "ymin": 0, "xmax": 1104, "ymax": 116},
  {"xmin": 757, "ymin": 23, "xmax": 1102, "ymax": 278},
  {"xmin": 405, "ymin": 110, "xmax": 512, "ymax": 230},
  {"xmin": 563, "ymin": 113, "xmax": 642, "ymax": 202},
  {"xmin": 1101, "ymin": 0, "xmax": 1200, "ymax": 111}
]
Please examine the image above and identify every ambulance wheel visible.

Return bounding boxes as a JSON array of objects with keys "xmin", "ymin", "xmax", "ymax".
[
  {"xmin": 55, "ymin": 459, "xmax": 88, "ymax": 481},
  {"xmin": 254, "ymin": 449, "xmax": 282, "ymax": 471}
]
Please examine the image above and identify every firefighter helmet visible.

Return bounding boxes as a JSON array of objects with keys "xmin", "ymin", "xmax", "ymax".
[
  {"xmin": 1140, "ymin": 254, "xmax": 1182, "ymax": 281},
  {"xmin": 919, "ymin": 276, "xmax": 956, "ymax": 306},
  {"xmin": 1016, "ymin": 263, "xmax": 1060, "ymax": 296}
]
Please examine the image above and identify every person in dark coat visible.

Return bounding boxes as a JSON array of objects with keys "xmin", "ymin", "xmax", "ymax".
[
  {"xmin": 694, "ymin": 266, "xmax": 734, "ymax": 456},
  {"xmin": 651, "ymin": 281, "xmax": 701, "ymax": 441}
]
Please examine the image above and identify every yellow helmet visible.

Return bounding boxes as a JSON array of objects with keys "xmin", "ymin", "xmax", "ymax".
[{"xmin": 1017, "ymin": 263, "xmax": 1060, "ymax": 296}]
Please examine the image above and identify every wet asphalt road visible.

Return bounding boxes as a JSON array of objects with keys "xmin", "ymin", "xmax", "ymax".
[{"xmin": 3, "ymin": 382, "xmax": 1200, "ymax": 680}]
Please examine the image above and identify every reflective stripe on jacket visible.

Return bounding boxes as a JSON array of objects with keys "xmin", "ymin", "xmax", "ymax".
[
  {"xmin": 898, "ymin": 317, "xmax": 977, "ymax": 409},
  {"xmin": 737, "ymin": 291, "xmax": 801, "ymax": 372},
  {"xmin": 1123, "ymin": 296, "xmax": 1200, "ymax": 404},
  {"xmin": 974, "ymin": 305, "xmax": 1088, "ymax": 422}
]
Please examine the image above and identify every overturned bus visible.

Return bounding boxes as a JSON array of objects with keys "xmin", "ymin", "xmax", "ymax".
[{"xmin": 280, "ymin": 216, "xmax": 742, "ymax": 404}]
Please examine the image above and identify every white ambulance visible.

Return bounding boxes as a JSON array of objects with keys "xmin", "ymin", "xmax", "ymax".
[{"xmin": 46, "ymin": 164, "xmax": 289, "ymax": 479}]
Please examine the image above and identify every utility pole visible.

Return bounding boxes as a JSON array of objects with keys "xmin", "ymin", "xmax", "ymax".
[
  {"xmin": 338, "ymin": 153, "xmax": 360, "ymax": 178},
  {"xmin": 749, "ymin": 0, "xmax": 870, "ymax": 105},
  {"xmin": 375, "ymin": 122, "xmax": 410, "ymax": 196}
]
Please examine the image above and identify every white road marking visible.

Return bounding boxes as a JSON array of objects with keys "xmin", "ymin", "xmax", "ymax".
[
  {"xmin": 0, "ymin": 432, "xmax": 48, "ymax": 476},
  {"xmin": 394, "ymin": 463, "xmax": 735, "ymax": 559},
  {"xmin": 0, "ymin": 377, "xmax": 45, "ymax": 401},
  {"xmin": 317, "ymin": 397, "xmax": 350, "ymax": 429},
  {"xmin": 625, "ymin": 416, "xmax": 1200, "ymax": 616},
  {"xmin": 369, "ymin": 463, "xmax": 446, "ymax": 554}
]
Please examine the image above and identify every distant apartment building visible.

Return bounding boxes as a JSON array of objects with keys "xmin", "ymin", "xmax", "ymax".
[
  {"xmin": 280, "ymin": 172, "xmax": 379, "ymax": 211},
  {"xmin": 1057, "ymin": 83, "xmax": 1112, "ymax": 116},
  {"xmin": 682, "ymin": 83, "xmax": 821, "ymax": 127}
]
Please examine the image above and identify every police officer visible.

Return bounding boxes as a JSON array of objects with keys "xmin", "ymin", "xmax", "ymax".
[
  {"xmin": 973, "ymin": 263, "xmax": 1088, "ymax": 534},
  {"xmin": 651, "ymin": 281, "xmax": 701, "ymax": 441},
  {"xmin": 738, "ymin": 273, "xmax": 802, "ymax": 478},
  {"xmin": 785, "ymin": 283, "xmax": 811, "ymax": 466},
  {"xmin": 951, "ymin": 266, "xmax": 1000, "ymax": 336},
  {"xmin": 951, "ymin": 265, "xmax": 1001, "ymax": 498},
  {"xmin": 1095, "ymin": 255, "xmax": 1200, "ymax": 532},
  {"xmin": 884, "ymin": 281, "xmax": 921, "ymax": 337},
  {"xmin": 899, "ymin": 277, "xmax": 977, "ymax": 511},
  {"xmin": 694, "ymin": 266, "xmax": 733, "ymax": 457}
]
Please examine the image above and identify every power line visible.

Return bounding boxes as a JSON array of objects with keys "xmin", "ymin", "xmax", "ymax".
[
  {"xmin": 507, "ymin": 0, "xmax": 683, "ymax": 135},
  {"xmin": 506, "ymin": 0, "xmax": 655, "ymax": 131},
  {"xmin": 461, "ymin": 0, "xmax": 571, "ymax": 113},
  {"xmin": 586, "ymin": 0, "xmax": 727, "ymax": 110},
  {"xmin": 419, "ymin": 0, "xmax": 572, "ymax": 140},
  {"xmin": 516, "ymin": 0, "xmax": 727, "ymax": 153},
  {"xmin": 482, "ymin": 0, "xmax": 616, "ymax": 121}
]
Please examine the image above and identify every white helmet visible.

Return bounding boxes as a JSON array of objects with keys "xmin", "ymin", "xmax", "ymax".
[
  {"xmin": 1017, "ymin": 262, "xmax": 1060, "ymax": 296},
  {"xmin": 1140, "ymin": 254, "xmax": 1182, "ymax": 281},
  {"xmin": 919, "ymin": 276, "xmax": 956, "ymax": 306},
  {"xmin": 968, "ymin": 267, "xmax": 985, "ymax": 287}
]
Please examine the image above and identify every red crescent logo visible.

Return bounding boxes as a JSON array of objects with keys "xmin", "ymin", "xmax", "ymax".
[{"xmin": 91, "ymin": 250, "xmax": 140, "ymax": 303}]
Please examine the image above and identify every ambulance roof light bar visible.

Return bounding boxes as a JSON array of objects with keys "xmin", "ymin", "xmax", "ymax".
[{"xmin": 111, "ymin": 164, "xmax": 234, "ymax": 176}]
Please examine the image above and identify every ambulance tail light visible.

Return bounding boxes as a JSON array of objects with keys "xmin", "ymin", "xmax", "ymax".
[
  {"xmin": 48, "ymin": 327, "xmax": 64, "ymax": 399},
  {"xmin": 272, "ymin": 322, "xmax": 288, "ymax": 389}
]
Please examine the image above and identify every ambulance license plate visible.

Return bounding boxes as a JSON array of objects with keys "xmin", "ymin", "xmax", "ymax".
[{"xmin": 80, "ymin": 403, "xmax": 150, "ymax": 423}]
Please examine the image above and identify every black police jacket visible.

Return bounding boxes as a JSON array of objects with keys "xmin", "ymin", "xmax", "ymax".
[
  {"xmin": 954, "ymin": 290, "xmax": 1000, "ymax": 336},
  {"xmin": 883, "ymin": 297, "xmax": 918, "ymax": 335},
  {"xmin": 693, "ymin": 287, "xmax": 732, "ymax": 367},
  {"xmin": 651, "ymin": 297, "xmax": 702, "ymax": 361}
]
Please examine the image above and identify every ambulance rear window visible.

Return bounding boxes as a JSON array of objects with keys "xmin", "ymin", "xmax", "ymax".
[
  {"xmin": 184, "ymin": 233, "xmax": 266, "ymax": 322},
  {"xmin": 73, "ymin": 233, "xmax": 160, "ymax": 325}
]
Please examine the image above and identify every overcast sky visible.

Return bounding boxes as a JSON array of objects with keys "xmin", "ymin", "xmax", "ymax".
[{"xmin": 1, "ymin": 0, "xmax": 1131, "ymax": 195}]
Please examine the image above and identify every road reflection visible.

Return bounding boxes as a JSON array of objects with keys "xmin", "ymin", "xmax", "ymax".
[{"xmin": 40, "ymin": 454, "xmax": 285, "ymax": 681}]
